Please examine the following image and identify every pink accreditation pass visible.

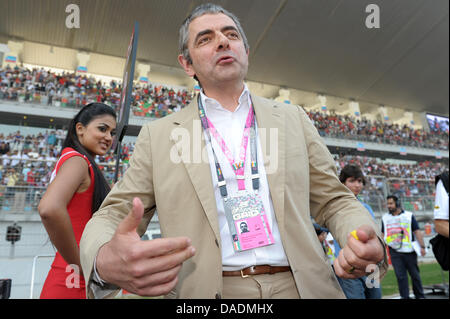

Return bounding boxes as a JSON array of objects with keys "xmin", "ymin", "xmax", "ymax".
[{"xmin": 223, "ymin": 191, "xmax": 275, "ymax": 252}]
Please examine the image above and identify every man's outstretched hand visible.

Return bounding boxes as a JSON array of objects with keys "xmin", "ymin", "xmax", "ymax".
[{"xmin": 96, "ymin": 197, "xmax": 196, "ymax": 296}]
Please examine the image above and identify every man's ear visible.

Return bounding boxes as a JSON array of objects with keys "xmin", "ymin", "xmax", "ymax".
[{"xmin": 178, "ymin": 54, "xmax": 195, "ymax": 78}]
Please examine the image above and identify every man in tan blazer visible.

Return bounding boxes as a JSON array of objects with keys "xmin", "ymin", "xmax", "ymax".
[{"xmin": 80, "ymin": 3, "xmax": 387, "ymax": 299}]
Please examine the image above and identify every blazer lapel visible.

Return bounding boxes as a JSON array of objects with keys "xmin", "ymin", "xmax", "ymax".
[
  {"xmin": 170, "ymin": 98, "xmax": 221, "ymax": 243},
  {"xmin": 252, "ymin": 95, "xmax": 286, "ymax": 230},
  {"xmin": 168, "ymin": 95, "xmax": 286, "ymax": 243}
]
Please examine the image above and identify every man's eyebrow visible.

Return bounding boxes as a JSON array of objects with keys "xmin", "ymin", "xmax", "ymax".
[
  {"xmin": 194, "ymin": 29, "xmax": 213, "ymax": 44},
  {"xmin": 221, "ymin": 25, "xmax": 239, "ymax": 34},
  {"xmin": 193, "ymin": 25, "xmax": 239, "ymax": 44}
]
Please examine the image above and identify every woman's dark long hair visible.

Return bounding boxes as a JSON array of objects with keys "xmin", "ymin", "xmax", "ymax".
[{"xmin": 61, "ymin": 103, "xmax": 117, "ymax": 214}]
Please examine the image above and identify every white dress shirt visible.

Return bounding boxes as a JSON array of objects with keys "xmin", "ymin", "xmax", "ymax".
[
  {"xmin": 200, "ymin": 85, "xmax": 289, "ymax": 271},
  {"xmin": 434, "ymin": 180, "xmax": 449, "ymax": 220},
  {"xmin": 91, "ymin": 85, "xmax": 290, "ymax": 297}
]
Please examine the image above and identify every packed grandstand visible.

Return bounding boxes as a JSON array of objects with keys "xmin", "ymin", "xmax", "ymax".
[
  {"xmin": 0, "ymin": 64, "xmax": 448, "ymax": 219},
  {"xmin": 1, "ymin": 65, "xmax": 448, "ymax": 149}
]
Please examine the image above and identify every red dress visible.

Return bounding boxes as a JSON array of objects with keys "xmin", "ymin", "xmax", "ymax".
[{"xmin": 40, "ymin": 147, "xmax": 95, "ymax": 299}]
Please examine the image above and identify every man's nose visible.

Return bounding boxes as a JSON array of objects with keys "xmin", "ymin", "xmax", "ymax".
[{"xmin": 216, "ymin": 32, "xmax": 230, "ymax": 50}]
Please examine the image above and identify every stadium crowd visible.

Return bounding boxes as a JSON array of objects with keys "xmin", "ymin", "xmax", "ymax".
[
  {"xmin": 1, "ymin": 130, "xmax": 446, "ymax": 198},
  {"xmin": 1, "ymin": 65, "xmax": 448, "ymax": 150},
  {"xmin": 0, "ymin": 130, "xmax": 134, "ymax": 187},
  {"xmin": 334, "ymin": 154, "xmax": 446, "ymax": 180},
  {"xmin": 309, "ymin": 110, "xmax": 448, "ymax": 150},
  {"xmin": 334, "ymin": 154, "xmax": 445, "ymax": 211},
  {"xmin": 0, "ymin": 64, "xmax": 448, "ymax": 212},
  {"xmin": 0, "ymin": 65, "xmax": 193, "ymax": 119}
]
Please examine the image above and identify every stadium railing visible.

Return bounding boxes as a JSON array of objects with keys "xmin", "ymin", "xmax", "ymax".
[
  {"xmin": 2, "ymin": 86, "xmax": 448, "ymax": 151},
  {"xmin": 0, "ymin": 172, "xmax": 437, "ymax": 220},
  {"xmin": 29, "ymin": 254, "xmax": 55, "ymax": 299},
  {"xmin": 0, "ymin": 185, "xmax": 45, "ymax": 213},
  {"xmin": 361, "ymin": 176, "xmax": 436, "ymax": 219}
]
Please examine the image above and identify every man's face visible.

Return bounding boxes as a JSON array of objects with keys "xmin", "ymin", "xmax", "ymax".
[
  {"xmin": 344, "ymin": 177, "xmax": 363, "ymax": 196},
  {"xmin": 387, "ymin": 198, "xmax": 397, "ymax": 213},
  {"xmin": 178, "ymin": 13, "xmax": 249, "ymax": 89}
]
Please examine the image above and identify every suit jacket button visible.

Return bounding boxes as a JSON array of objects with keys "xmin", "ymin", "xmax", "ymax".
[{"xmin": 215, "ymin": 292, "xmax": 221, "ymax": 299}]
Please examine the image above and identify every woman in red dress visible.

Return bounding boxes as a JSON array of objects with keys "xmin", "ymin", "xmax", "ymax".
[{"xmin": 38, "ymin": 103, "xmax": 116, "ymax": 298}]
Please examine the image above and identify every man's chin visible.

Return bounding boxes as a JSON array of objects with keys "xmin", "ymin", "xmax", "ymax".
[{"xmin": 215, "ymin": 64, "xmax": 246, "ymax": 78}]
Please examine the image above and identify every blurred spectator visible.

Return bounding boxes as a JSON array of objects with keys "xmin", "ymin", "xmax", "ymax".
[
  {"xmin": 0, "ymin": 140, "xmax": 10, "ymax": 154},
  {"xmin": 47, "ymin": 131, "xmax": 57, "ymax": 146},
  {"xmin": 308, "ymin": 110, "xmax": 448, "ymax": 150}
]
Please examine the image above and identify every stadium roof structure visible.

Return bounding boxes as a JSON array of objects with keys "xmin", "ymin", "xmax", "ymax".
[{"xmin": 1, "ymin": 0, "xmax": 449, "ymax": 116}]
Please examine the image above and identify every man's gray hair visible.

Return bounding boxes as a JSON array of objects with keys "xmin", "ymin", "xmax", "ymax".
[{"xmin": 179, "ymin": 3, "xmax": 249, "ymax": 64}]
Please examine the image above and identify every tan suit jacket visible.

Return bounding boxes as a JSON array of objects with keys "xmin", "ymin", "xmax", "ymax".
[{"xmin": 80, "ymin": 94, "xmax": 388, "ymax": 299}]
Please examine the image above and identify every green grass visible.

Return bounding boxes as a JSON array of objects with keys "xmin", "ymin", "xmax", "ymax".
[
  {"xmin": 117, "ymin": 262, "xmax": 448, "ymax": 298},
  {"xmin": 381, "ymin": 262, "xmax": 449, "ymax": 297}
]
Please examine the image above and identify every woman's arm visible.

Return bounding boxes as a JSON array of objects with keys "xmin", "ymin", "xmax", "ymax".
[{"xmin": 38, "ymin": 156, "xmax": 90, "ymax": 269}]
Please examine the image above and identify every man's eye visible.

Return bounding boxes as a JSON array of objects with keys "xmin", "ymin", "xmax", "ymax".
[
  {"xmin": 198, "ymin": 37, "xmax": 210, "ymax": 45},
  {"xmin": 227, "ymin": 32, "xmax": 239, "ymax": 39}
]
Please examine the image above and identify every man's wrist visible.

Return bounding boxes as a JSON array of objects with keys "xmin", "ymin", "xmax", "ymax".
[
  {"xmin": 93, "ymin": 253, "xmax": 107, "ymax": 286},
  {"xmin": 92, "ymin": 250, "xmax": 119, "ymax": 290},
  {"xmin": 93, "ymin": 243, "xmax": 114, "ymax": 286}
]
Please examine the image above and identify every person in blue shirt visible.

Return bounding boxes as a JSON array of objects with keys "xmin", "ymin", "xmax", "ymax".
[{"xmin": 333, "ymin": 164, "xmax": 382, "ymax": 299}]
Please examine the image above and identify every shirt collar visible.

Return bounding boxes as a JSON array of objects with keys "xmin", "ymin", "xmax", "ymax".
[
  {"xmin": 390, "ymin": 209, "xmax": 404, "ymax": 216},
  {"xmin": 199, "ymin": 84, "xmax": 250, "ymax": 113}
]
